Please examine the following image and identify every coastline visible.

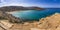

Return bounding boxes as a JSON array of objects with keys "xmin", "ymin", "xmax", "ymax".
[
  {"xmin": 6, "ymin": 10, "xmax": 36, "ymax": 14},
  {"xmin": 6, "ymin": 10, "xmax": 32, "ymax": 14}
]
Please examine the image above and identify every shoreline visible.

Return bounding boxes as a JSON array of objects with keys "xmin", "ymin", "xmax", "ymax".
[
  {"xmin": 6, "ymin": 10, "xmax": 35, "ymax": 14},
  {"xmin": 6, "ymin": 10, "xmax": 31, "ymax": 14},
  {"xmin": 6, "ymin": 9, "xmax": 44, "ymax": 14},
  {"xmin": 6, "ymin": 11, "xmax": 20, "ymax": 14}
]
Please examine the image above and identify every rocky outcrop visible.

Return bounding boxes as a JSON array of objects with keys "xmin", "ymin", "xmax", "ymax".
[
  {"xmin": 0, "ymin": 13, "xmax": 60, "ymax": 30},
  {"xmin": 0, "ymin": 11, "xmax": 22, "ymax": 23}
]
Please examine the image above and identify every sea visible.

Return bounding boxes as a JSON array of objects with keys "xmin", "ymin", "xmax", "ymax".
[{"xmin": 11, "ymin": 8, "xmax": 60, "ymax": 21}]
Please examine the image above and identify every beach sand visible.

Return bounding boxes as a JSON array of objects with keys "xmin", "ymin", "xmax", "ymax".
[{"xmin": 6, "ymin": 11, "xmax": 20, "ymax": 14}]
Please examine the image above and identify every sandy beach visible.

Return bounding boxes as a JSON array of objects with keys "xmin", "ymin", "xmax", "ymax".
[{"xmin": 6, "ymin": 11, "xmax": 20, "ymax": 14}]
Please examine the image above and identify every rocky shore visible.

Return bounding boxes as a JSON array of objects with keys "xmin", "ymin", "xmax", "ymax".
[
  {"xmin": 0, "ymin": 7, "xmax": 60, "ymax": 30},
  {"xmin": 1, "ymin": 6, "xmax": 60, "ymax": 30},
  {"xmin": 0, "ymin": 13, "xmax": 60, "ymax": 30}
]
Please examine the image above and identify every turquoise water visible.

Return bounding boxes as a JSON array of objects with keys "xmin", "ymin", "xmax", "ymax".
[{"xmin": 11, "ymin": 8, "xmax": 60, "ymax": 21}]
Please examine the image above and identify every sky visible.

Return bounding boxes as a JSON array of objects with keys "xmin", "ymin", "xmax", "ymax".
[{"xmin": 0, "ymin": 0, "xmax": 60, "ymax": 8}]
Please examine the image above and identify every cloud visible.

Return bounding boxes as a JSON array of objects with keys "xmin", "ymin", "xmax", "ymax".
[
  {"xmin": 0, "ymin": 3, "xmax": 32, "ymax": 7},
  {"xmin": 0, "ymin": 0, "xmax": 60, "ymax": 8}
]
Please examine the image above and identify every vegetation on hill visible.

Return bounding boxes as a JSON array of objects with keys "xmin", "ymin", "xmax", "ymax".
[{"xmin": 0, "ymin": 6, "xmax": 43, "ymax": 12}]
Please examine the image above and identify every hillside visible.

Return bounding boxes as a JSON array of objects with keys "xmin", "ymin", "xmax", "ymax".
[{"xmin": 0, "ymin": 6, "xmax": 43, "ymax": 12}]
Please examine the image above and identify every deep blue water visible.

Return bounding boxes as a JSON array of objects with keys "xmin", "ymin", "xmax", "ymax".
[{"xmin": 11, "ymin": 8, "xmax": 60, "ymax": 21}]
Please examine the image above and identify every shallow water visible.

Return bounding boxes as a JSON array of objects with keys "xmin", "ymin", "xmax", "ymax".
[{"xmin": 11, "ymin": 8, "xmax": 60, "ymax": 20}]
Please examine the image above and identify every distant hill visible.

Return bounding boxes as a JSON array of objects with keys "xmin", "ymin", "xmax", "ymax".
[{"xmin": 0, "ymin": 6, "xmax": 44, "ymax": 12}]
